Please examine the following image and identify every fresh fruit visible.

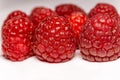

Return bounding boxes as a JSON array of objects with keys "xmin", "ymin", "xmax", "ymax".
[
  {"xmin": 30, "ymin": 7, "xmax": 56, "ymax": 48},
  {"xmin": 4, "ymin": 10, "xmax": 28, "ymax": 23},
  {"xmin": 30, "ymin": 7, "xmax": 56, "ymax": 27},
  {"xmin": 88, "ymin": 3, "xmax": 119, "ymax": 18},
  {"xmin": 55, "ymin": 4, "xmax": 85, "ymax": 17},
  {"xmin": 67, "ymin": 12, "xmax": 87, "ymax": 48},
  {"xmin": 2, "ymin": 16, "xmax": 34, "ymax": 61},
  {"xmin": 79, "ymin": 14, "xmax": 120, "ymax": 62},
  {"xmin": 33, "ymin": 15, "xmax": 76, "ymax": 63}
]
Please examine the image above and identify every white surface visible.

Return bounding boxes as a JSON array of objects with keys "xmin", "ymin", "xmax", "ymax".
[{"xmin": 0, "ymin": 0, "xmax": 120, "ymax": 80}]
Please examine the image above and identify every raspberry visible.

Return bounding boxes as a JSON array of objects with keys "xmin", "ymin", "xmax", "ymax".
[
  {"xmin": 2, "ymin": 16, "xmax": 34, "ymax": 61},
  {"xmin": 4, "ymin": 10, "xmax": 28, "ymax": 23},
  {"xmin": 33, "ymin": 15, "xmax": 76, "ymax": 63},
  {"xmin": 30, "ymin": 7, "xmax": 56, "ymax": 27},
  {"xmin": 55, "ymin": 4, "xmax": 85, "ymax": 17},
  {"xmin": 79, "ymin": 14, "xmax": 120, "ymax": 62},
  {"xmin": 67, "ymin": 12, "xmax": 87, "ymax": 48},
  {"xmin": 88, "ymin": 3, "xmax": 119, "ymax": 18}
]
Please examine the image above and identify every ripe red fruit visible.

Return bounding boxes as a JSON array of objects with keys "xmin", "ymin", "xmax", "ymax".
[
  {"xmin": 4, "ymin": 10, "xmax": 28, "ymax": 23},
  {"xmin": 55, "ymin": 4, "xmax": 85, "ymax": 17},
  {"xmin": 88, "ymin": 3, "xmax": 119, "ymax": 18},
  {"xmin": 67, "ymin": 12, "xmax": 87, "ymax": 48},
  {"xmin": 2, "ymin": 16, "xmax": 34, "ymax": 61},
  {"xmin": 33, "ymin": 16, "xmax": 76, "ymax": 63},
  {"xmin": 79, "ymin": 14, "xmax": 120, "ymax": 62},
  {"xmin": 30, "ymin": 7, "xmax": 56, "ymax": 27}
]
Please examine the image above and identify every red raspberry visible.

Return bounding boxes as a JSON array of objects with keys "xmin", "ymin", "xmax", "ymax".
[
  {"xmin": 2, "ymin": 16, "xmax": 34, "ymax": 61},
  {"xmin": 67, "ymin": 12, "xmax": 87, "ymax": 48},
  {"xmin": 79, "ymin": 14, "xmax": 120, "ymax": 62},
  {"xmin": 4, "ymin": 10, "xmax": 28, "ymax": 23},
  {"xmin": 88, "ymin": 3, "xmax": 119, "ymax": 18},
  {"xmin": 55, "ymin": 4, "xmax": 85, "ymax": 17},
  {"xmin": 30, "ymin": 7, "xmax": 56, "ymax": 27},
  {"xmin": 33, "ymin": 16, "xmax": 76, "ymax": 63}
]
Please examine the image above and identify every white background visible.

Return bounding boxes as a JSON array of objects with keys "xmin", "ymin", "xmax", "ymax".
[{"xmin": 0, "ymin": 0, "xmax": 120, "ymax": 80}]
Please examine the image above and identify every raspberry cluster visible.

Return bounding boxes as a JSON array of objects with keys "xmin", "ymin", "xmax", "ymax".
[{"xmin": 2, "ymin": 3, "xmax": 120, "ymax": 63}]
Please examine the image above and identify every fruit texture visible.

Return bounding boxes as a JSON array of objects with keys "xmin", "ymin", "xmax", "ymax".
[
  {"xmin": 88, "ymin": 3, "xmax": 119, "ymax": 18},
  {"xmin": 4, "ymin": 10, "xmax": 28, "ymax": 23},
  {"xmin": 34, "ymin": 16, "xmax": 76, "ymax": 63},
  {"xmin": 79, "ymin": 14, "xmax": 120, "ymax": 62},
  {"xmin": 67, "ymin": 12, "xmax": 87, "ymax": 48},
  {"xmin": 2, "ymin": 16, "xmax": 34, "ymax": 61},
  {"xmin": 55, "ymin": 4, "xmax": 85, "ymax": 17},
  {"xmin": 30, "ymin": 7, "xmax": 56, "ymax": 27}
]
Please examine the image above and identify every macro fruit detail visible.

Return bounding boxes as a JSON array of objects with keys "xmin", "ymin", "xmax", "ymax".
[
  {"xmin": 2, "ymin": 16, "xmax": 34, "ymax": 61},
  {"xmin": 34, "ymin": 16, "xmax": 76, "ymax": 63},
  {"xmin": 79, "ymin": 14, "xmax": 120, "ymax": 62}
]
